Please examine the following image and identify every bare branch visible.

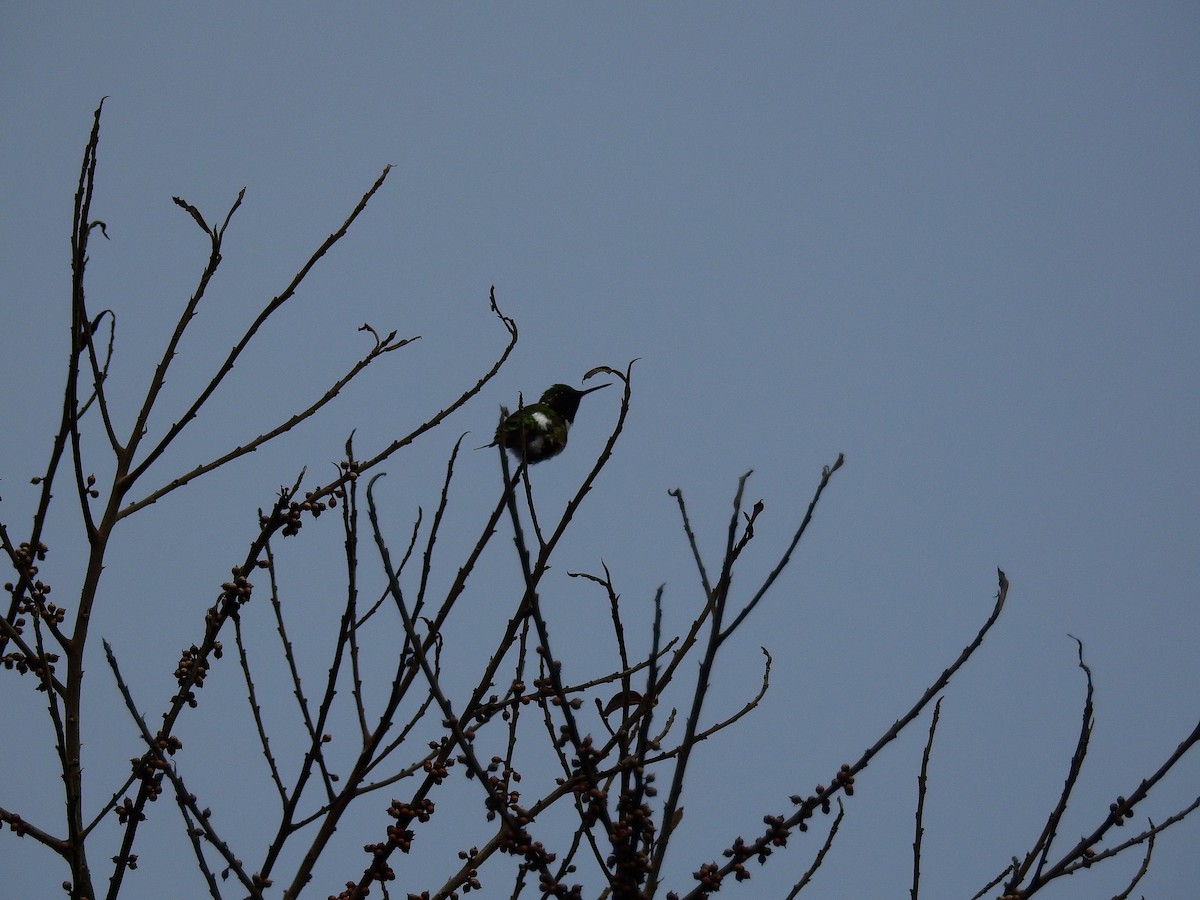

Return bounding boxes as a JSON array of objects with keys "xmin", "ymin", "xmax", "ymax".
[
  {"xmin": 911, "ymin": 696, "xmax": 943, "ymax": 900},
  {"xmin": 0, "ymin": 805, "xmax": 68, "ymax": 857},
  {"xmin": 1023, "ymin": 636, "xmax": 1095, "ymax": 888},
  {"xmin": 118, "ymin": 327, "xmax": 417, "ymax": 518},
  {"xmin": 785, "ymin": 798, "xmax": 845, "ymax": 898},
  {"xmin": 1111, "ymin": 822, "xmax": 1154, "ymax": 900},
  {"xmin": 102, "ymin": 639, "xmax": 261, "ymax": 899},
  {"xmin": 721, "ymin": 453, "xmax": 844, "ymax": 640},
  {"xmin": 672, "ymin": 570, "xmax": 1008, "ymax": 900},
  {"xmin": 1019, "ymin": 712, "xmax": 1200, "ymax": 895},
  {"xmin": 123, "ymin": 170, "xmax": 387, "ymax": 489}
]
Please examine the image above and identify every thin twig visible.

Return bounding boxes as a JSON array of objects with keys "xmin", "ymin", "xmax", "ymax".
[
  {"xmin": 672, "ymin": 570, "xmax": 1009, "ymax": 900},
  {"xmin": 102, "ymin": 639, "xmax": 260, "ymax": 898},
  {"xmin": 720, "ymin": 453, "xmax": 844, "ymax": 640},
  {"xmin": 119, "ymin": 328, "xmax": 416, "ymax": 518},
  {"xmin": 785, "ymin": 798, "xmax": 845, "ymax": 898},
  {"xmin": 911, "ymin": 696, "xmax": 943, "ymax": 900},
  {"xmin": 1023, "ymin": 636, "xmax": 1094, "ymax": 888},
  {"xmin": 122, "ymin": 168, "xmax": 393, "ymax": 492}
]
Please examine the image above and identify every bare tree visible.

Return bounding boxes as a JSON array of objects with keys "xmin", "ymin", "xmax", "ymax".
[{"xmin": 2, "ymin": 102, "xmax": 1197, "ymax": 900}]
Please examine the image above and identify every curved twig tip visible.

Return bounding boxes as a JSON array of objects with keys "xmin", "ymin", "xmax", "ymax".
[
  {"xmin": 365, "ymin": 472, "xmax": 387, "ymax": 496},
  {"xmin": 823, "ymin": 453, "xmax": 845, "ymax": 477}
]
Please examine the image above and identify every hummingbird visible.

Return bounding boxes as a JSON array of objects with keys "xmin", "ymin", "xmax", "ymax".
[{"xmin": 490, "ymin": 382, "xmax": 610, "ymax": 464}]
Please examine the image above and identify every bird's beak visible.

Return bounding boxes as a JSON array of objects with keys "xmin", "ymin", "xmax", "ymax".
[{"xmin": 580, "ymin": 382, "xmax": 611, "ymax": 395}]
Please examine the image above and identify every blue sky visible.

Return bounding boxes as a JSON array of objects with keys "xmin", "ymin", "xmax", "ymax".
[{"xmin": 2, "ymin": 4, "xmax": 1198, "ymax": 898}]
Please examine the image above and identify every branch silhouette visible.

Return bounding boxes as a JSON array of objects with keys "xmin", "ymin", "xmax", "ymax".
[{"xmin": 3, "ymin": 102, "xmax": 1197, "ymax": 900}]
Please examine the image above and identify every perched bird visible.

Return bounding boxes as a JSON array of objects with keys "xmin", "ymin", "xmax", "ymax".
[{"xmin": 490, "ymin": 382, "xmax": 610, "ymax": 464}]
